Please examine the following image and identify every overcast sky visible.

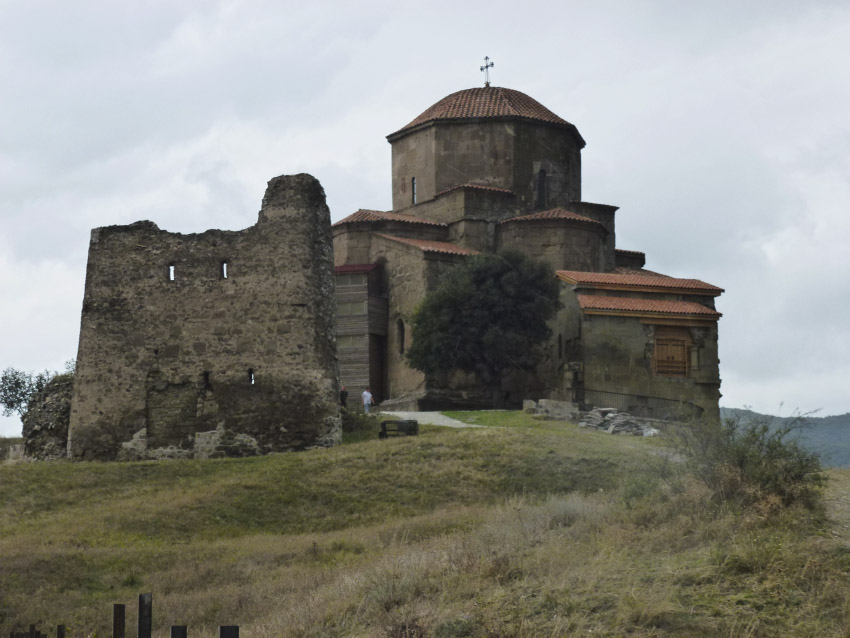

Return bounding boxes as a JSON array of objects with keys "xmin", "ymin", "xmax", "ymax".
[{"xmin": 1, "ymin": 0, "xmax": 849, "ymax": 436}]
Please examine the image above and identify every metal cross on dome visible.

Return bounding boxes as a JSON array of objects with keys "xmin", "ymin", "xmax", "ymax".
[{"xmin": 480, "ymin": 56, "xmax": 494, "ymax": 87}]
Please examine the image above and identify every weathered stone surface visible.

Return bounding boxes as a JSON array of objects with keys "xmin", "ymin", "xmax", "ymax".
[
  {"xmin": 578, "ymin": 407, "xmax": 662, "ymax": 436},
  {"xmin": 524, "ymin": 399, "xmax": 580, "ymax": 421},
  {"xmin": 22, "ymin": 374, "xmax": 73, "ymax": 460},
  {"xmin": 68, "ymin": 173, "xmax": 341, "ymax": 460}
]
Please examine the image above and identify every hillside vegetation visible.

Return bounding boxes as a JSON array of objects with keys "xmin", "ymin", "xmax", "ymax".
[
  {"xmin": 1, "ymin": 413, "xmax": 848, "ymax": 637},
  {"xmin": 722, "ymin": 407, "xmax": 850, "ymax": 467}
]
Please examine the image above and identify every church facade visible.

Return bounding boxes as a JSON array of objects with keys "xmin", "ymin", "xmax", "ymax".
[{"xmin": 333, "ymin": 86, "xmax": 723, "ymax": 421}]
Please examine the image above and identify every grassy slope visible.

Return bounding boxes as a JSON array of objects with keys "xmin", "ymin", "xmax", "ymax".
[{"xmin": 1, "ymin": 415, "xmax": 848, "ymax": 637}]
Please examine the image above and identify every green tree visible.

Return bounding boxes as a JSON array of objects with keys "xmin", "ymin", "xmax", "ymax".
[
  {"xmin": 0, "ymin": 368, "xmax": 54, "ymax": 418},
  {"xmin": 407, "ymin": 250, "xmax": 561, "ymax": 407}
]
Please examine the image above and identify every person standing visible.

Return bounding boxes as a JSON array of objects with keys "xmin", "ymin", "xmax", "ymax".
[
  {"xmin": 362, "ymin": 387, "xmax": 373, "ymax": 414},
  {"xmin": 340, "ymin": 385, "xmax": 348, "ymax": 408}
]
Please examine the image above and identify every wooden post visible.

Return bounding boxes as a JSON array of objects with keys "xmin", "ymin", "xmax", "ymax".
[
  {"xmin": 56, "ymin": 627, "xmax": 65, "ymax": 638},
  {"xmin": 138, "ymin": 594, "xmax": 152, "ymax": 638},
  {"xmin": 170, "ymin": 627, "xmax": 187, "ymax": 638},
  {"xmin": 219, "ymin": 627, "xmax": 239, "ymax": 638},
  {"xmin": 113, "ymin": 603, "xmax": 126, "ymax": 638}
]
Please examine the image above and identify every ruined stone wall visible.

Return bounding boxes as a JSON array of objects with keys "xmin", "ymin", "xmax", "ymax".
[
  {"xmin": 68, "ymin": 174, "xmax": 340, "ymax": 460},
  {"xmin": 497, "ymin": 221, "xmax": 607, "ymax": 272},
  {"xmin": 22, "ymin": 374, "xmax": 73, "ymax": 460}
]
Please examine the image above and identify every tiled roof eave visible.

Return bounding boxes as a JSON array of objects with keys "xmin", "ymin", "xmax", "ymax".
[
  {"xmin": 332, "ymin": 209, "xmax": 447, "ymax": 228},
  {"xmin": 435, "ymin": 183, "xmax": 515, "ymax": 198},
  {"xmin": 576, "ymin": 294, "xmax": 721, "ymax": 320},
  {"xmin": 374, "ymin": 233, "xmax": 478, "ymax": 256},
  {"xmin": 582, "ymin": 308, "xmax": 721, "ymax": 321},
  {"xmin": 571, "ymin": 282, "xmax": 722, "ymax": 297},
  {"xmin": 387, "ymin": 116, "xmax": 585, "ymax": 145}
]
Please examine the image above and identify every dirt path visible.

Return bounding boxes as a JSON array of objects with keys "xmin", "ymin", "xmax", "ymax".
[{"xmin": 378, "ymin": 411, "xmax": 482, "ymax": 428}]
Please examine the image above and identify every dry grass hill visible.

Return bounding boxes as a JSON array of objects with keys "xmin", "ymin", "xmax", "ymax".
[{"xmin": 1, "ymin": 412, "xmax": 849, "ymax": 637}]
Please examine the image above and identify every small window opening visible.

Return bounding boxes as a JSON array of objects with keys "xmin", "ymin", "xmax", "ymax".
[
  {"xmin": 203, "ymin": 371, "xmax": 211, "ymax": 388},
  {"xmin": 248, "ymin": 368, "xmax": 255, "ymax": 385},
  {"xmin": 536, "ymin": 169, "xmax": 547, "ymax": 209},
  {"xmin": 168, "ymin": 264, "xmax": 175, "ymax": 281},
  {"xmin": 558, "ymin": 334, "xmax": 563, "ymax": 359},
  {"xmin": 221, "ymin": 261, "xmax": 228, "ymax": 279},
  {"xmin": 397, "ymin": 319, "xmax": 405, "ymax": 355},
  {"xmin": 411, "ymin": 177, "xmax": 417, "ymax": 205}
]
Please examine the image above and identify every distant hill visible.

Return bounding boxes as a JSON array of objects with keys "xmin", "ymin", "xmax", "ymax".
[{"xmin": 721, "ymin": 407, "xmax": 850, "ymax": 468}]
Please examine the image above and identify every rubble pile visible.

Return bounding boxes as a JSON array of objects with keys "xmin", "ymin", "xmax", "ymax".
[{"xmin": 578, "ymin": 407, "xmax": 661, "ymax": 437}]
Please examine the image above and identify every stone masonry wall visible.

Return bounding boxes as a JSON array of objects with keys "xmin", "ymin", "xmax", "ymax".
[
  {"xmin": 497, "ymin": 220, "xmax": 607, "ymax": 272},
  {"xmin": 577, "ymin": 313, "xmax": 721, "ymax": 421},
  {"xmin": 368, "ymin": 237, "xmax": 430, "ymax": 401},
  {"xmin": 391, "ymin": 120, "xmax": 582, "ymax": 214},
  {"xmin": 23, "ymin": 374, "xmax": 73, "ymax": 460},
  {"xmin": 68, "ymin": 174, "xmax": 340, "ymax": 460}
]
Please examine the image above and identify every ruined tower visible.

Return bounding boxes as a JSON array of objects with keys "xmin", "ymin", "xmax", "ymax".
[{"xmin": 68, "ymin": 174, "xmax": 341, "ymax": 460}]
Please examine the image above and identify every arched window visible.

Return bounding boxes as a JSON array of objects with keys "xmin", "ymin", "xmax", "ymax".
[
  {"xmin": 397, "ymin": 319, "xmax": 405, "ymax": 354},
  {"xmin": 536, "ymin": 169, "xmax": 547, "ymax": 209}
]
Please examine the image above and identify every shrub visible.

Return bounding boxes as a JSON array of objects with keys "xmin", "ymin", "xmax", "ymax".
[{"xmin": 665, "ymin": 414, "xmax": 826, "ymax": 509}]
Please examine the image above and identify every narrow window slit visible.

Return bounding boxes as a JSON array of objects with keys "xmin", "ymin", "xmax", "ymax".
[
  {"xmin": 168, "ymin": 264, "xmax": 175, "ymax": 281},
  {"xmin": 248, "ymin": 368, "xmax": 255, "ymax": 385},
  {"xmin": 221, "ymin": 261, "xmax": 228, "ymax": 279}
]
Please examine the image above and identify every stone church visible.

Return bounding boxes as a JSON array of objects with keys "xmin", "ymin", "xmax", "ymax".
[
  {"xmin": 61, "ymin": 82, "xmax": 722, "ymax": 461},
  {"xmin": 333, "ymin": 85, "xmax": 723, "ymax": 421}
]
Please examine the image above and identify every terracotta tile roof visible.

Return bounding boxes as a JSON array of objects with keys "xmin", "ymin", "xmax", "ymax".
[
  {"xmin": 375, "ymin": 234, "xmax": 479, "ymax": 256},
  {"xmin": 558, "ymin": 270, "xmax": 723, "ymax": 294},
  {"xmin": 388, "ymin": 87, "xmax": 585, "ymax": 146},
  {"xmin": 577, "ymin": 295, "xmax": 721, "ymax": 319},
  {"xmin": 500, "ymin": 208, "xmax": 605, "ymax": 229},
  {"xmin": 335, "ymin": 264, "xmax": 377, "ymax": 274},
  {"xmin": 436, "ymin": 183, "xmax": 515, "ymax": 197},
  {"xmin": 333, "ymin": 209, "xmax": 446, "ymax": 228},
  {"xmin": 613, "ymin": 267, "xmax": 669, "ymax": 277}
]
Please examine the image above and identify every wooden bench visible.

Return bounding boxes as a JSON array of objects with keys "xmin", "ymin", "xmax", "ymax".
[{"xmin": 379, "ymin": 420, "xmax": 419, "ymax": 439}]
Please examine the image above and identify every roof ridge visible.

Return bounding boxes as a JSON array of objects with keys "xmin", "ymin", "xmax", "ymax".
[
  {"xmin": 333, "ymin": 209, "xmax": 447, "ymax": 228},
  {"xmin": 558, "ymin": 270, "xmax": 723, "ymax": 293},
  {"xmin": 375, "ymin": 233, "xmax": 478, "ymax": 256},
  {"xmin": 500, "ymin": 208, "xmax": 604, "ymax": 227},
  {"xmin": 436, "ymin": 182, "xmax": 515, "ymax": 197}
]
